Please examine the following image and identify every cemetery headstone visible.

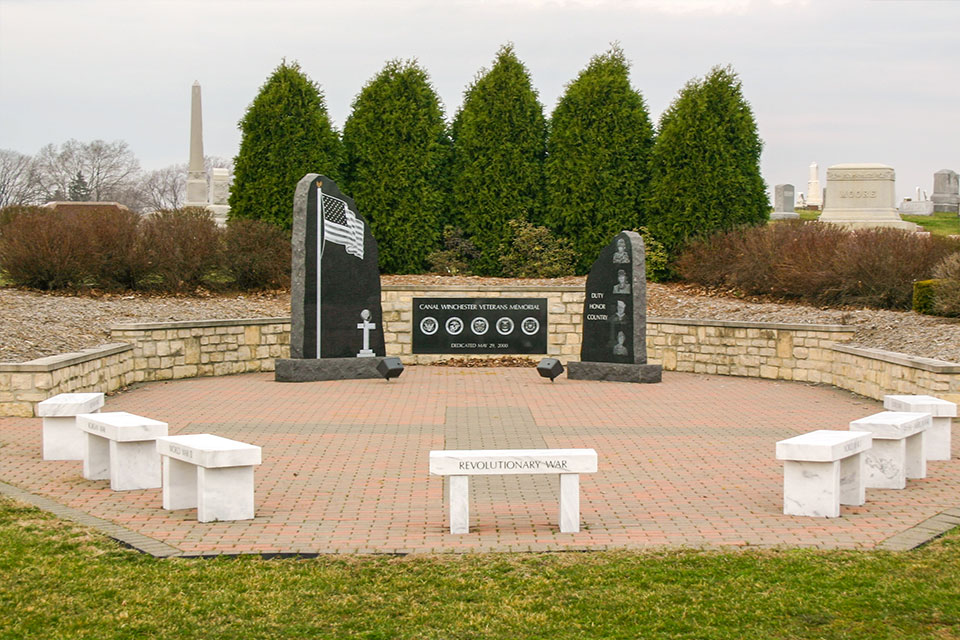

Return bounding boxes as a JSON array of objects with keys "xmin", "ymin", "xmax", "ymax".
[
  {"xmin": 807, "ymin": 162, "xmax": 822, "ymax": 208},
  {"xmin": 932, "ymin": 169, "xmax": 960, "ymax": 214},
  {"xmin": 567, "ymin": 231, "xmax": 662, "ymax": 383},
  {"xmin": 770, "ymin": 184, "xmax": 799, "ymax": 219},
  {"xmin": 275, "ymin": 174, "xmax": 388, "ymax": 381},
  {"xmin": 899, "ymin": 185, "xmax": 934, "ymax": 216},
  {"xmin": 818, "ymin": 163, "xmax": 919, "ymax": 231}
]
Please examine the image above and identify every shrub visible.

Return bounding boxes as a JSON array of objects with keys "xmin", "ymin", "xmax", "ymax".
[
  {"xmin": 913, "ymin": 279, "xmax": 941, "ymax": 315},
  {"xmin": 222, "ymin": 218, "xmax": 291, "ymax": 289},
  {"xmin": 675, "ymin": 222, "xmax": 959, "ymax": 310},
  {"xmin": 79, "ymin": 205, "xmax": 150, "ymax": 290},
  {"xmin": 545, "ymin": 46, "xmax": 655, "ymax": 273},
  {"xmin": 426, "ymin": 226, "xmax": 478, "ymax": 275},
  {"xmin": 828, "ymin": 228, "xmax": 956, "ymax": 309},
  {"xmin": 933, "ymin": 251, "xmax": 960, "ymax": 316},
  {"xmin": 499, "ymin": 220, "xmax": 576, "ymax": 278},
  {"xmin": 647, "ymin": 66, "xmax": 768, "ymax": 263},
  {"xmin": 451, "ymin": 44, "xmax": 547, "ymax": 275},
  {"xmin": 342, "ymin": 60, "xmax": 449, "ymax": 273},
  {"xmin": 0, "ymin": 206, "xmax": 99, "ymax": 289},
  {"xmin": 140, "ymin": 208, "xmax": 222, "ymax": 291},
  {"xmin": 638, "ymin": 226, "xmax": 670, "ymax": 282},
  {"xmin": 229, "ymin": 61, "xmax": 341, "ymax": 230}
]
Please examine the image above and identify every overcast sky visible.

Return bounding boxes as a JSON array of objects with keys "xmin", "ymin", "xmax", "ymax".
[{"xmin": 1, "ymin": 0, "xmax": 957, "ymax": 204}]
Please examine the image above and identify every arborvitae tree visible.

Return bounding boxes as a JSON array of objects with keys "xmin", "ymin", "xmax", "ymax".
[
  {"xmin": 450, "ymin": 44, "xmax": 547, "ymax": 275},
  {"xmin": 545, "ymin": 46, "xmax": 655, "ymax": 273},
  {"xmin": 229, "ymin": 61, "xmax": 341, "ymax": 229},
  {"xmin": 342, "ymin": 60, "xmax": 449, "ymax": 273},
  {"xmin": 647, "ymin": 65, "xmax": 768, "ymax": 260}
]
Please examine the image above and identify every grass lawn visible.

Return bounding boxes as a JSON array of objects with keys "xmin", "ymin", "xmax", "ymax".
[
  {"xmin": 1, "ymin": 497, "xmax": 958, "ymax": 639},
  {"xmin": 902, "ymin": 211, "xmax": 960, "ymax": 237},
  {"xmin": 789, "ymin": 210, "xmax": 960, "ymax": 237}
]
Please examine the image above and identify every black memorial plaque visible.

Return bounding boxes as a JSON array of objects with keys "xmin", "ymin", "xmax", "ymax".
[
  {"xmin": 288, "ymin": 174, "xmax": 385, "ymax": 360},
  {"xmin": 413, "ymin": 298, "xmax": 548, "ymax": 354},
  {"xmin": 580, "ymin": 231, "xmax": 646, "ymax": 364},
  {"xmin": 568, "ymin": 230, "xmax": 660, "ymax": 383}
]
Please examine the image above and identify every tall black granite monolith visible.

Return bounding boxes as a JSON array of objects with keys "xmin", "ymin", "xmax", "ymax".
[
  {"xmin": 567, "ymin": 231, "xmax": 661, "ymax": 383},
  {"xmin": 276, "ymin": 173, "xmax": 388, "ymax": 381}
]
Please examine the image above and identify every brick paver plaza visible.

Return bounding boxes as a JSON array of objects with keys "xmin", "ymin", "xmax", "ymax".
[{"xmin": 1, "ymin": 368, "xmax": 958, "ymax": 555}]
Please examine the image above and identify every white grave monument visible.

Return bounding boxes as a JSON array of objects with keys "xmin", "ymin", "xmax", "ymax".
[
  {"xmin": 806, "ymin": 162, "xmax": 822, "ymax": 209},
  {"xmin": 818, "ymin": 163, "xmax": 919, "ymax": 231},
  {"xmin": 899, "ymin": 185, "xmax": 934, "ymax": 216},
  {"xmin": 184, "ymin": 81, "xmax": 229, "ymax": 226}
]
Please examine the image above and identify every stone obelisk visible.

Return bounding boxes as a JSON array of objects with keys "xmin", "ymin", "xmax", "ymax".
[{"xmin": 185, "ymin": 81, "xmax": 209, "ymax": 208}]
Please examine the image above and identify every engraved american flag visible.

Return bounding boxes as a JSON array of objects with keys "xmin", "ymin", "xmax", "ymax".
[{"xmin": 319, "ymin": 189, "xmax": 364, "ymax": 259}]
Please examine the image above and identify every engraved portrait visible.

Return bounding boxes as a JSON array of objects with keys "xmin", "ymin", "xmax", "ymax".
[
  {"xmin": 612, "ymin": 269, "xmax": 630, "ymax": 294},
  {"xmin": 612, "ymin": 237, "xmax": 630, "ymax": 263}
]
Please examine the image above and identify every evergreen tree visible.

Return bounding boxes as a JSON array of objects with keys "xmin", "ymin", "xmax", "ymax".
[
  {"xmin": 68, "ymin": 170, "xmax": 91, "ymax": 201},
  {"xmin": 545, "ymin": 46, "xmax": 655, "ymax": 273},
  {"xmin": 647, "ymin": 65, "xmax": 768, "ymax": 261},
  {"xmin": 229, "ymin": 61, "xmax": 341, "ymax": 229},
  {"xmin": 342, "ymin": 60, "xmax": 449, "ymax": 273},
  {"xmin": 450, "ymin": 44, "xmax": 547, "ymax": 275}
]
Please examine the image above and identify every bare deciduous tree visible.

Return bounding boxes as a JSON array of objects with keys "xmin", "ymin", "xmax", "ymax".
[
  {"xmin": 33, "ymin": 139, "xmax": 142, "ymax": 208},
  {"xmin": 0, "ymin": 149, "xmax": 38, "ymax": 207},
  {"xmin": 140, "ymin": 163, "xmax": 187, "ymax": 212}
]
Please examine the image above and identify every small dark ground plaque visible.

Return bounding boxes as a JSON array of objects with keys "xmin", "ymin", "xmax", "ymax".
[
  {"xmin": 567, "ymin": 231, "xmax": 662, "ymax": 384},
  {"xmin": 413, "ymin": 298, "xmax": 548, "ymax": 354},
  {"xmin": 275, "ymin": 173, "xmax": 389, "ymax": 382}
]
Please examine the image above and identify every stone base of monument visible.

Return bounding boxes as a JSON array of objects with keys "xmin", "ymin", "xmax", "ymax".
[
  {"xmin": 770, "ymin": 211, "xmax": 800, "ymax": 220},
  {"xmin": 899, "ymin": 201, "xmax": 934, "ymax": 216},
  {"xmin": 817, "ymin": 216, "xmax": 920, "ymax": 232},
  {"xmin": 275, "ymin": 357, "xmax": 390, "ymax": 382},
  {"xmin": 933, "ymin": 202, "xmax": 960, "ymax": 214},
  {"xmin": 208, "ymin": 203, "xmax": 230, "ymax": 227},
  {"xmin": 566, "ymin": 361, "xmax": 662, "ymax": 384}
]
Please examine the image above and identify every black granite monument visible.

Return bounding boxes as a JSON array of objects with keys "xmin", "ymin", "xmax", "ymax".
[
  {"xmin": 566, "ymin": 231, "xmax": 662, "ymax": 383},
  {"xmin": 275, "ymin": 174, "xmax": 389, "ymax": 381}
]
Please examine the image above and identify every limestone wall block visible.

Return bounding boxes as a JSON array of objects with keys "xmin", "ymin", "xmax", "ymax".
[{"xmin": 776, "ymin": 333, "xmax": 793, "ymax": 358}]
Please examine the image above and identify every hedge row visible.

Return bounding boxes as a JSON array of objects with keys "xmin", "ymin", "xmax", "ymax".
[
  {"xmin": 675, "ymin": 222, "xmax": 960, "ymax": 311},
  {"xmin": 0, "ymin": 206, "xmax": 289, "ymax": 292},
  {"xmin": 230, "ymin": 50, "xmax": 765, "ymax": 276}
]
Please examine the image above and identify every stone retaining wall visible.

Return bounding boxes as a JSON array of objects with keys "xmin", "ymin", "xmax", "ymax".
[
  {"xmin": 109, "ymin": 318, "xmax": 289, "ymax": 383},
  {"xmin": 2, "ymin": 285, "xmax": 958, "ymax": 416},
  {"xmin": 0, "ymin": 344, "xmax": 134, "ymax": 417}
]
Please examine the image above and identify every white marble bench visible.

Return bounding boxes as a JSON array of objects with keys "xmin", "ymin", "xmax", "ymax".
[
  {"xmin": 38, "ymin": 393, "xmax": 105, "ymax": 461},
  {"xmin": 850, "ymin": 411, "xmax": 931, "ymax": 489},
  {"xmin": 77, "ymin": 412, "xmax": 168, "ymax": 491},
  {"xmin": 156, "ymin": 434, "xmax": 262, "ymax": 523},
  {"xmin": 775, "ymin": 430, "xmax": 873, "ymax": 517},
  {"xmin": 429, "ymin": 448, "xmax": 598, "ymax": 534},
  {"xmin": 883, "ymin": 395, "xmax": 956, "ymax": 461}
]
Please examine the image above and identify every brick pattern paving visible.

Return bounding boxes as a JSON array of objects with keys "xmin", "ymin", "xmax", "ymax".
[{"xmin": 1, "ymin": 368, "xmax": 957, "ymax": 555}]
